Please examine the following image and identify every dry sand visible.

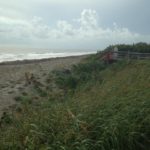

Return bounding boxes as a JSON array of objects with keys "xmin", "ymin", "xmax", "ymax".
[{"xmin": 0, "ymin": 55, "xmax": 87, "ymax": 117}]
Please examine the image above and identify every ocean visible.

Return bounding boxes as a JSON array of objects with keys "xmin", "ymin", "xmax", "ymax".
[{"xmin": 0, "ymin": 48, "xmax": 95, "ymax": 63}]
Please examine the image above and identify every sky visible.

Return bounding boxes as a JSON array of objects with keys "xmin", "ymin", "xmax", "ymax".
[{"xmin": 0, "ymin": 0, "xmax": 150, "ymax": 51}]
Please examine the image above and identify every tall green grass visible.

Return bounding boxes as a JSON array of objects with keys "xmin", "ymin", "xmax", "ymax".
[{"xmin": 0, "ymin": 57, "xmax": 149, "ymax": 150}]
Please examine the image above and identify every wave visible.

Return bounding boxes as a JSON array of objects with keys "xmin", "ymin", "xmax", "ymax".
[{"xmin": 0, "ymin": 52, "xmax": 95, "ymax": 63}]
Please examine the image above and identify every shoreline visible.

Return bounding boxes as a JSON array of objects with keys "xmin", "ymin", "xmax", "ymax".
[{"xmin": 0, "ymin": 53, "xmax": 93, "ymax": 66}]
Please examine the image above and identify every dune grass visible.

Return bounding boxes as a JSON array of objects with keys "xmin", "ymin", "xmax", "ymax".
[{"xmin": 0, "ymin": 56, "xmax": 149, "ymax": 150}]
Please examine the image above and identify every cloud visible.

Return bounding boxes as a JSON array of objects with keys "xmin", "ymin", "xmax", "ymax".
[
  {"xmin": 0, "ymin": 16, "xmax": 30, "ymax": 40},
  {"xmin": 78, "ymin": 9, "xmax": 98, "ymax": 29},
  {"xmin": 53, "ymin": 9, "xmax": 139, "ymax": 41},
  {"xmin": 0, "ymin": 9, "xmax": 149, "ymax": 49},
  {"xmin": 57, "ymin": 20, "xmax": 75, "ymax": 37}
]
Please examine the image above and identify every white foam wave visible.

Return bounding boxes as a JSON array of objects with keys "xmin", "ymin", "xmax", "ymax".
[{"xmin": 0, "ymin": 52, "xmax": 95, "ymax": 63}]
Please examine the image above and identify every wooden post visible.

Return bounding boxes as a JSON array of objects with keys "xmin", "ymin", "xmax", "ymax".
[{"xmin": 128, "ymin": 50, "xmax": 130, "ymax": 62}]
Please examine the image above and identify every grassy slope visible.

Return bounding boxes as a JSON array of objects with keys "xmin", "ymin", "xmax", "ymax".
[{"xmin": 0, "ymin": 58, "xmax": 150, "ymax": 150}]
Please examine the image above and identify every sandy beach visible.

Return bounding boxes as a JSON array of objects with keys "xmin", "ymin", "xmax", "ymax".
[{"xmin": 0, "ymin": 55, "xmax": 88, "ymax": 117}]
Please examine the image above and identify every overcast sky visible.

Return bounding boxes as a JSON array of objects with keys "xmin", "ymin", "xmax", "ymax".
[{"xmin": 0, "ymin": 0, "xmax": 150, "ymax": 50}]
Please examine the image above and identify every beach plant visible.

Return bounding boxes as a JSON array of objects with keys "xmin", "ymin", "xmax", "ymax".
[{"xmin": 0, "ymin": 55, "xmax": 149, "ymax": 150}]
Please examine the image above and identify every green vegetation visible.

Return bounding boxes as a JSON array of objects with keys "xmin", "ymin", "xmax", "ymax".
[
  {"xmin": 104, "ymin": 42, "xmax": 150, "ymax": 53},
  {"xmin": 0, "ymin": 53, "xmax": 150, "ymax": 150}
]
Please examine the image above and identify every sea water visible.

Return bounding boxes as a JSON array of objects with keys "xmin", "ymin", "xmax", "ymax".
[{"xmin": 0, "ymin": 48, "xmax": 95, "ymax": 62}]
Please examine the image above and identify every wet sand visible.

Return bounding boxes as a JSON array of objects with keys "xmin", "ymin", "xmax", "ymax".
[{"xmin": 0, "ymin": 55, "xmax": 88, "ymax": 117}]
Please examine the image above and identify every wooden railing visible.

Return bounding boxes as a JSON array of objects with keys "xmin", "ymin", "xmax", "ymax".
[{"xmin": 113, "ymin": 51, "xmax": 150, "ymax": 60}]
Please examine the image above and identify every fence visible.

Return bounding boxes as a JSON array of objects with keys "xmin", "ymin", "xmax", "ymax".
[{"xmin": 113, "ymin": 51, "xmax": 150, "ymax": 60}]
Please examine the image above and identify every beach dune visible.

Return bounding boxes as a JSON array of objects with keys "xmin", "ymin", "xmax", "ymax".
[{"xmin": 0, "ymin": 55, "xmax": 87, "ymax": 117}]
